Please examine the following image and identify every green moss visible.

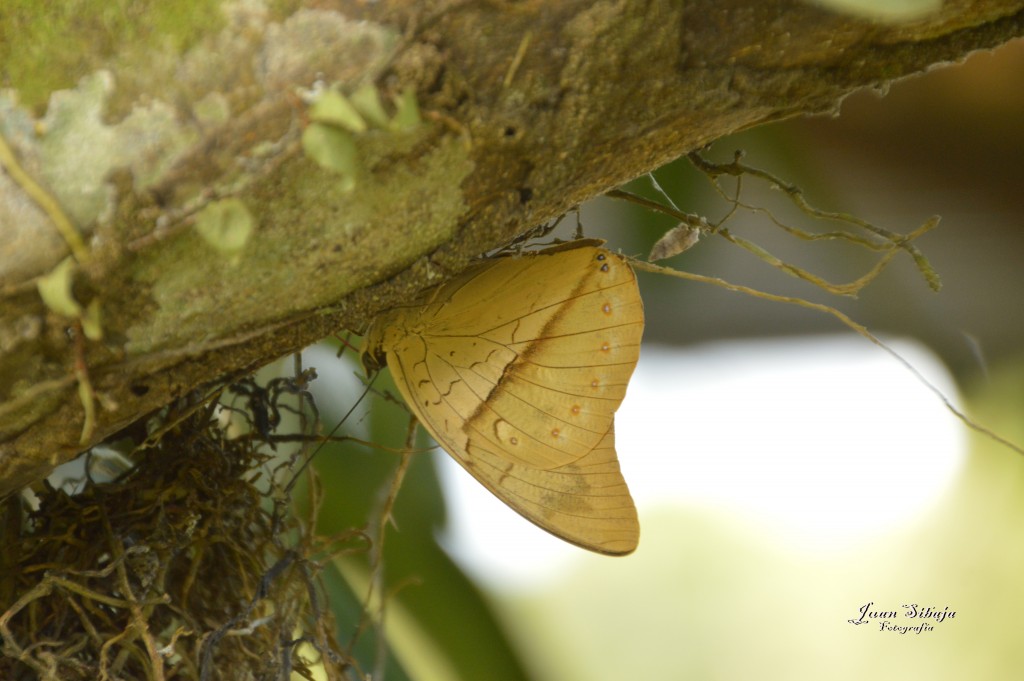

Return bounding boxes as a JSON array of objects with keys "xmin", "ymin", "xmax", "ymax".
[
  {"xmin": 0, "ymin": 0, "xmax": 223, "ymax": 110},
  {"xmin": 124, "ymin": 129, "xmax": 474, "ymax": 354}
]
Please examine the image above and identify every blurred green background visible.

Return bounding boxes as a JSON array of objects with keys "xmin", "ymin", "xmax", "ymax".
[{"xmin": 291, "ymin": 37, "xmax": 1024, "ymax": 681}]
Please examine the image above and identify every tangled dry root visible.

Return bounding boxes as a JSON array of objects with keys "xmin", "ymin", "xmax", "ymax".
[{"xmin": 1, "ymin": 373, "xmax": 360, "ymax": 680}]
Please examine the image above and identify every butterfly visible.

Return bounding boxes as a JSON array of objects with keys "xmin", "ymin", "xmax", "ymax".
[{"xmin": 362, "ymin": 240, "xmax": 643, "ymax": 554}]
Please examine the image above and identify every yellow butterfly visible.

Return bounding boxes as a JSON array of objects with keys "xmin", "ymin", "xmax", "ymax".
[{"xmin": 362, "ymin": 241, "xmax": 642, "ymax": 554}]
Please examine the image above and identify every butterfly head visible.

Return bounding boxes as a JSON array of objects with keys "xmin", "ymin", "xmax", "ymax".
[{"xmin": 360, "ymin": 320, "xmax": 388, "ymax": 376}]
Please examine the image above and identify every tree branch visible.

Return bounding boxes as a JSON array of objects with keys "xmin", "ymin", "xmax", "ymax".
[{"xmin": 2, "ymin": 0, "xmax": 1022, "ymax": 496}]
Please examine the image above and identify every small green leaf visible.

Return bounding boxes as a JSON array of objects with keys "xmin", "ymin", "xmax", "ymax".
[
  {"xmin": 37, "ymin": 256, "xmax": 82, "ymax": 318},
  {"xmin": 82, "ymin": 299, "xmax": 104, "ymax": 340},
  {"xmin": 195, "ymin": 198, "xmax": 255, "ymax": 259},
  {"xmin": 302, "ymin": 123, "xmax": 359, "ymax": 188},
  {"xmin": 804, "ymin": 0, "xmax": 940, "ymax": 21},
  {"xmin": 309, "ymin": 90, "xmax": 367, "ymax": 134},
  {"xmin": 390, "ymin": 87, "xmax": 421, "ymax": 132},
  {"xmin": 349, "ymin": 83, "xmax": 391, "ymax": 129}
]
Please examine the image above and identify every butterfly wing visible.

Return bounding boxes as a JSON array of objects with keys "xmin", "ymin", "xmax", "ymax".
[
  {"xmin": 366, "ymin": 243, "xmax": 643, "ymax": 553},
  {"xmin": 425, "ymin": 245, "xmax": 642, "ymax": 467},
  {"xmin": 464, "ymin": 424, "xmax": 639, "ymax": 555}
]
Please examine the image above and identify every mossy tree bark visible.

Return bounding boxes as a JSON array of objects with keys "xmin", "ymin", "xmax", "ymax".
[{"xmin": 1, "ymin": 0, "xmax": 1023, "ymax": 495}]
